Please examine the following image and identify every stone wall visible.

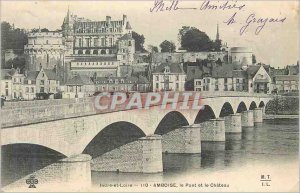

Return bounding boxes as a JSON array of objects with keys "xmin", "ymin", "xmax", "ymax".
[
  {"xmin": 162, "ymin": 126, "xmax": 201, "ymax": 153},
  {"xmin": 199, "ymin": 119, "xmax": 225, "ymax": 142},
  {"xmin": 91, "ymin": 135, "xmax": 162, "ymax": 173}
]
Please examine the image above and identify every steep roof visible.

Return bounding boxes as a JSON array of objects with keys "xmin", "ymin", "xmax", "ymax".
[
  {"xmin": 288, "ymin": 65, "xmax": 299, "ymax": 75},
  {"xmin": 275, "ymin": 75, "xmax": 299, "ymax": 81},
  {"xmin": 43, "ymin": 69, "xmax": 59, "ymax": 80},
  {"xmin": 153, "ymin": 63, "xmax": 185, "ymax": 74},
  {"xmin": 212, "ymin": 64, "xmax": 233, "ymax": 78},
  {"xmin": 119, "ymin": 33, "xmax": 134, "ymax": 41},
  {"xmin": 137, "ymin": 75, "xmax": 150, "ymax": 84},
  {"xmin": 1, "ymin": 69, "xmax": 14, "ymax": 80},
  {"xmin": 233, "ymin": 70, "xmax": 247, "ymax": 78},
  {"xmin": 66, "ymin": 74, "xmax": 93, "ymax": 85},
  {"xmin": 25, "ymin": 71, "xmax": 39, "ymax": 80},
  {"xmin": 126, "ymin": 21, "xmax": 132, "ymax": 30}
]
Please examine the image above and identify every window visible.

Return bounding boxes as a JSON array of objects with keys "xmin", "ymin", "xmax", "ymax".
[
  {"xmin": 155, "ymin": 76, "xmax": 159, "ymax": 81},
  {"xmin": 5, "ymin": 82, "xmax": 8, "ymax": 88},
  {"xmin": 31, "ymin": 87, "xmax": 34, "ymax": 93},
  {"xmin": 224, "ymin": 85, "xmax": 228, "ymax": 91},
  {"xmin": 40, "ymin": 80, "xmax": 44, "ymax": 85},
  {"xmin": 224, "ymin": 78, "xmax": 228, "ymax": 83},
  {"xmin": 5, "ymin": 89, "xmax": 8, "ymax": 96},
  {"xmin": 203, "ymin": 79, "xmax": 205, "ymax": 83},
  {"xmin": 215, "ymin": 85, "xmax": 219, "ymax": 91},
  {"xmin": 128, "ymin": 41, "xmax": 132, "ymax": 46},
  {"xmin": 176, "ymin": 75, "xmax": 179, "ymax": 81},
  {"xmin": 26, "ymin": 87, "xmax": 29, "ymax": 93},
  {"xmin": 156, "ymin": 83, "xmax": 159, "ymax": 89},
  {"xmin": 237, "ymin": 79, "xmax": 240, "ymax": 83},
  {"xmin": 207, "ymin": 79, "xmax": 210, "ymax": 83}
]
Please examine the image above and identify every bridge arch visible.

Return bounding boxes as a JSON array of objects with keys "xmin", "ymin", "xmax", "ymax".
[
  {"xmin": 82, "ymin": 121, "xmax": 146, "ymax": 158},
  {"xmin": 1, "ymin": 143, "xmax": 66, "ymax": 186},
  {"xmin": 236, "ymin": 101, "xmax": 247, "ymax": 113},
  {"xmin": 194, "ymin": 105, "xmax": 216, "ymax": 124},
  {"xmin": 249, "ymin": 101, "xmax": 257, "ymax": 110},
  {"xmin": 154, "ymin": 111, "xmax": 189, "ymax": 135},
  {"xmin": 259, "ymin": 101, "xmax": 265, "ymax": 107},
  {"xmin": 219, "ymin": 102, "xmax": 234, "ymax": 117}
]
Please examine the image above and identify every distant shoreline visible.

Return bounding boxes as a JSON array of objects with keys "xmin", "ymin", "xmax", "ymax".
[{"xmin": 264, "ymin": 114, "xmax": 299, "ymax": 119}]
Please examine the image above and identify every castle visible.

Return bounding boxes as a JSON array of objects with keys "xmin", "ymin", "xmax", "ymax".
[{"xmin": 24, "ymin": 8, "xmax": 135, "ymax": 83}]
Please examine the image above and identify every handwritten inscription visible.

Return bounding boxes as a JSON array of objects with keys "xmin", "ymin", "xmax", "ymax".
[
  {"xmin": 150, "ymin": 0, "xmax": 287, "ymax": 36},
  {"xmin": 224, "ymin": 12, "xmax": 287, "ymax": 35}
]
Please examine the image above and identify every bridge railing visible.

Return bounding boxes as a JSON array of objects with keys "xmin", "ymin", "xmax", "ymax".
[{"xmin": 0, "ymin": 91, "xmax": 272, "ymax": 128}]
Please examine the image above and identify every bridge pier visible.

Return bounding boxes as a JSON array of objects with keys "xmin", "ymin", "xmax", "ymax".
[
  {"xmin": 198, "ymin": 118, "xmax": 225, "ymax": 142},
  {"xmin": 241, "ymin": 110, "xmax": 254, "ymax": 127},
  {"xmin": 162, "ymin": 125, "xmax": 201, "ymax": 154},
  {"xmin": 253, "ymin": 108, "xmax": 263, "ymax": 124},
  {"xmin": 91, "ymin": 134, "xmax": 163, "ymax": 173},
  {"xmin": 224, "ymin": 113, "xmax": 242, "ymax": 133},
  {"xmin": 59, "ymin": 154, "xmax": 92, "ymax": 190}
]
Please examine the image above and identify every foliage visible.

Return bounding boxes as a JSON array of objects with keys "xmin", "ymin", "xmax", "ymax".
[
  {"xmin": 132, "ymin": 31, "xmax": 146, "ymax": 52},
  {"xmin": 159, "ymin": 40, "xmax": 176, "ymax": 53},
  {"xmin": 179, "ymin": 26, "xmax": 214, "ymax": 52},
  {"xmin": 1, "ymin": 22, "xmax": 28, "ymax": 52},
  {"xmin": 265, "ymin": 96, "xmax": 299, "ymax": 115},
  {"xmin": 5, "ymin": 56, "xmax": 26, "ymax": 70}
]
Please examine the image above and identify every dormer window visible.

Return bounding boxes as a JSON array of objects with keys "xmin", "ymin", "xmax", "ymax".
[{"xmin": 164, "ymin": 66, "xmax": 170, "ymax": 74}]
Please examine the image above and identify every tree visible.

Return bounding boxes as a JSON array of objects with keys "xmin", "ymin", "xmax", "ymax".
[
  {"xmin": 132, "ymin": 31, "xmax": 146, "ymax": 52},
  {"xmin": 148, "ymin": 45, "xmax": 159, "ymax": 53},
  {"xmin": 179, "ymin": 27, "xmax": 214, "ymax": 52},
  {"xmin": 1, "ymin": 22, "xmax": 28, "ymax": 52},
  {"xmin": 213, "ymin": 39, "xmax": 222, "ymax": 52},
  {"xmin": 159, "ymin": 40, "xmax": 176, "ymax": 53}
]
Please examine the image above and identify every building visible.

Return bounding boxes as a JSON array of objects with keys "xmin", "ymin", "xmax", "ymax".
[
  {"xmin": 0, "ymin": 68, "xmax": 25, "ymax": 100},
  {"xmin": 230, "ymin": 47, "xmax": 253, "ymax": 69},
  {"xmin": 247, "ymin": 65, "xmax": 272, "ymax": 94},
  {"xmin": 62, "ymin": 9, "xmax": 135, "ymax": 79},
  {"xmin": 23, "ymin": 71, "xmax": 38, "ymax": 100},
  {"xmin": 274, "ymin": 75, "xmax": 299, "ymax": 93},
  {"xmin": 36, "ymin": 68, "xmax": 60, "ymax": 94},
  {"xmin": 152, "ymin": 63, "xmax": 186, "ymax": 92},
  {"xmin": 24, "ymin": 31, "xmax": 65, "ymax": 79},
  {"xmin": 63, "ymin": 74, "xmax": 95, "ymax": 98},
  {"xmin": 94, "ymin": 75, "xmax": 150, "ymax": 92}
]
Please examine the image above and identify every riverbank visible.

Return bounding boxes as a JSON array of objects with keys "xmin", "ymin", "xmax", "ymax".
[{"xmin": 264, "ymin": 114, "xmax": 299, "ymax": 120}]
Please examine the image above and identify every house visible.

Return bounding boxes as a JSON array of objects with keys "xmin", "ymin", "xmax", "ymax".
[
  {"xmin": 23, "ymin": 71, "xmax": 39, "ymax": 100},
  {"xmin": 247, "ymin": 65, "xmax": 272, "ymax": 94},
  {"xmin": 63, "ymin": 74, "xmax": 95, "ymax": 98},
  {"xmin": 94, "ymin": 75, "xmax": 150, "ymax": 92},
  {"xmin": 152, "ymin": 63, "xmax": 186, "ymax": 92},
  {"xmin": 0, "ymin": 68, "xmax": 26, "ymax": 100},
  {"xmin": 274, "ymin": 75, "xmax": 299, "ymax": 93},
  {"xmin": 36, "ymin": 68, "xmax": 60, "ymax": 94}
]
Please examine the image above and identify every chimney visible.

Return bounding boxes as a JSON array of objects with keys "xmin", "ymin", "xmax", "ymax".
[
  {"xmin": 123, "ymin": 14, "xmax": 127, "ymax": 24},
  {"xmin": 106, "ymin": 16, "xmax": 111, "ymax": 23}
]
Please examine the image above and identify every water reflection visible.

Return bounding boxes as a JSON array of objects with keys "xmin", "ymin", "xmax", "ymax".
[{"xmin": 2, "ymin": 119, "xmax": 299, "ymax": 188}]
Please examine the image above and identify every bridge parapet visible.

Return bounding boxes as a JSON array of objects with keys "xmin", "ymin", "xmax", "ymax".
[{"xmin": 1, "ymin": 92, "xmax": 272, "ymax": 128}]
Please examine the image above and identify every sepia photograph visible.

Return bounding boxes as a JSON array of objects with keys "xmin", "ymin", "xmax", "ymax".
[{"xmin": 0, "ymin": 0, "xmax": 299, "ymax": 192}]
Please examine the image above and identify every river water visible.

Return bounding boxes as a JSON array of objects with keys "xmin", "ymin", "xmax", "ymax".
[{"xmin": 2, "ymin": 119, "xmax": 299, "ymax": 192}]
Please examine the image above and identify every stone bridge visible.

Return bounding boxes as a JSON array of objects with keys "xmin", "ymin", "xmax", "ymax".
[{"xmin": 1, "ymin": 91, "xmax": 273, "ymax": 186}]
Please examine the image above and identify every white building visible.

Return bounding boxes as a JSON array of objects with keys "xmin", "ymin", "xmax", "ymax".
[{"xmin": 152, "ymin": 63, "xmax": 186, "ymax": 92}]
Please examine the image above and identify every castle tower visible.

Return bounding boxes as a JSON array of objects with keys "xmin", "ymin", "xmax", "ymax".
[{"xmin": 62, "ymin": 7, "xmax": 74, "ymax": 55}]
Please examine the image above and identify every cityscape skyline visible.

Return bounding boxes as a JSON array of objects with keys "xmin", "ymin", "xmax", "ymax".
[{"xmin": 1, "ymin": 1, "xmax": 299, "ymax": 68}]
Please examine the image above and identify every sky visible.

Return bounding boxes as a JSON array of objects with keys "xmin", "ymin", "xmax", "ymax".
[{"xmin": 1, "ymin": 0, "xmax": 299, "ymax": 68}]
